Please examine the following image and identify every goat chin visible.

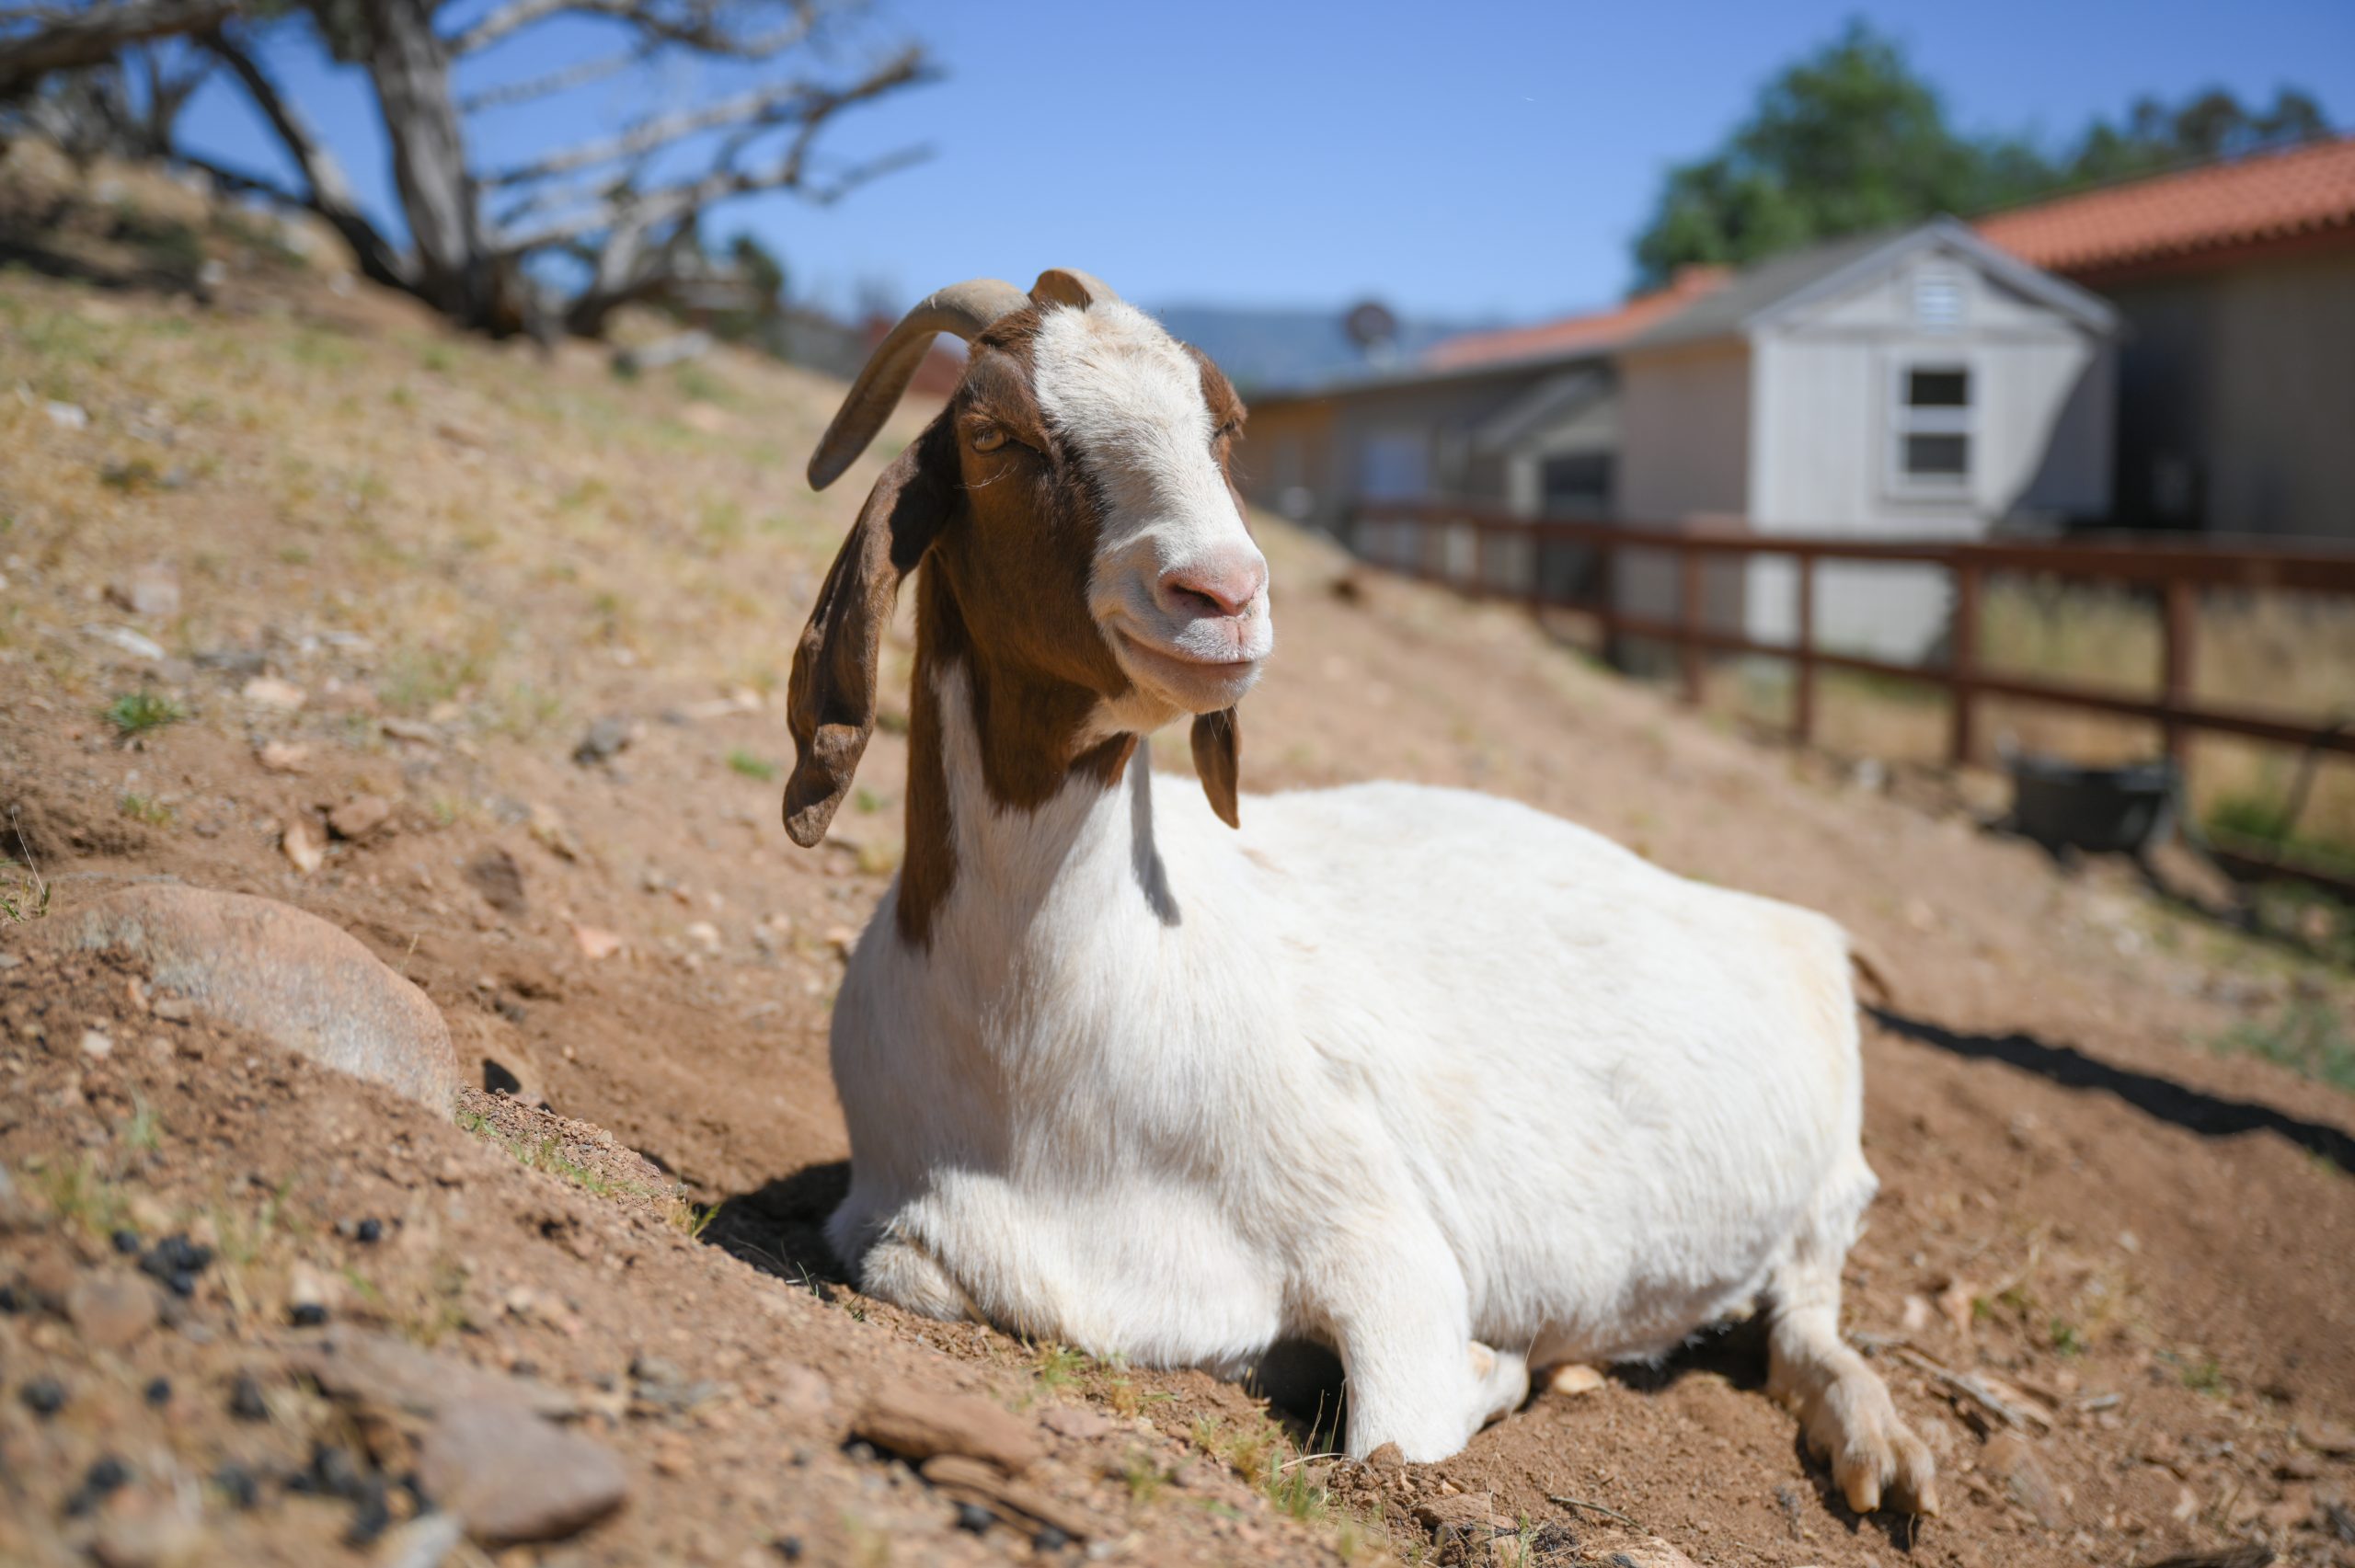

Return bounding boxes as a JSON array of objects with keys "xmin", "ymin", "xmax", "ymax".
[{"xmin": 819, "ymin": 658, "xmax": 1936, "ymax": 1508}]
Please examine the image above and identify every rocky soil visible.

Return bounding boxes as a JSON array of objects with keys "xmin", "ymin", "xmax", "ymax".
[{"xmin": 2, "ymin": 147, "xmax": 2352, "ymax": 1566}]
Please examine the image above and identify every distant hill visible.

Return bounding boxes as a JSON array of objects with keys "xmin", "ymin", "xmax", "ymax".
[{"xmin": 1150, "ymin": 303, "xmax": 1499, "ymax": 396}]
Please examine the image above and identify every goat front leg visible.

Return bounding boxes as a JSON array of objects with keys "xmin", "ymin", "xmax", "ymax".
[{"xmin": 1316, "ymin": 1237, "xmax": 1506, "ymax": 1462}]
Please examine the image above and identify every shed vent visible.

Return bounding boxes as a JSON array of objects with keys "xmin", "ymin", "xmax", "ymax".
[{"xmin": 1913, "ymin": 271, "xmax": 1964, "ymax": 331}]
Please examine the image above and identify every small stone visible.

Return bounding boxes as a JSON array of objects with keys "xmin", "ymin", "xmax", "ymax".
[
  {"xmin": 1041, "ymin": 1403, "xmax": 1110, "ymax": 1441},
  {"xmin": 572, "ymin": 716, "xmax": 635, "ymax": 766},
  {"xmin": 1547, "ymin": 1363, "xmax": 1605, "ymax": 1396},
  {"xmin": 773, "ymin": 1539, "xmax": 804, "ymax": 1562},
  {"xmin": 355, "ymin": 1218, "xmax": 383, "ymax": 1244},
  {"xmin": 1364, "ymin": 1442, "xmax": 1407, "ymax": 1472},
  {"xmin": 68, "ymin": 1274, "xmax": 159, "ymax": 1352},
  {"xmin": 328, "ymin": 795, "xmax": 395, "ymax": 841},
  {"xmin": 229, "ymin": 1372, "xmax": 269, "ymax": 1421},
  {"xmin": 852, "ymin": 1379, "xmax": 1044, "ymax": 1474},
  {"xmin": 2301, "ymin": 1420, "xmax": 2355, "ymax": 1457},
  {"xmin": 213, "ymin": 1463, "xmax": 260, "ymax": 1509},
  {"xmin": 954, "ymin": 1502, "xmax": 993, "ymax": 1533},
  {"xmin": 291, "ymin": 1302, "xmax": 328, "ymax": 1327},
  {"xmin": 81, "ymin": 1027, "xmax": 114, "ymax": 1059},
  {"xmin": 418, "ymin": 1398, "xmax": 630, "ymax": 1546},
  {"xmin": 282, "ymin": 816, "xmax": 327, "ymax": 874},
  {"xmin": 255, "ymin": 741, "xmax": 310, "ymax": 773},
  {"xmin": 465, "ymin": 849, "xmax": 527, "ymax": 916},
  {"xmin": 21, "ymin": 1376, "xmax": 66, "ymax": 1416},
  {"xmin": 1035, "ymin": 1526, "xmax": 1071, "ymax": 1551},
  {"xmin": 571, "ymin": 924, "xmax": 624, "ymax": 961},
  {"xmin": 112, "ymin": 1227, "xmax": 143, "ymax": 1254},
  {"xmin": 1981, "ymin": 1432, "xmax": 2068, "ymax": 1529},
  {"xmin": 684, "ymin": 920, "xmax": 721, "ymax": 953},
  {"xmin": 144, "ymin": 1377, "xmax": 172, "ymax": 1407},
  {"xmin": 47, "ymin": 400, "xmax": 88, "ymax": 429},
  {"xmin": 108, "ymin": 563, "xmax": 181, "ymax": 619},
  {"xmin": 242, "ymin": 676, "xmax": 307, "ymax": 710}
]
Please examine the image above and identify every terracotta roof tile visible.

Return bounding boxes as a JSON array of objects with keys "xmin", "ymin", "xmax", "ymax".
[
  {"xmin": 1977, "ymin": 136, "xmax": 2355, "ymax": 276},
  {"xmin": 1419, "ymin": 265, "xmax": 1729, "ymax": 372}
]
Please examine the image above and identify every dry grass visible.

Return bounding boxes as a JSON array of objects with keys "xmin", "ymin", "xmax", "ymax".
[{"xmin": 1722, "ymin": 578, "xmax": 2355, "ymax": 855}]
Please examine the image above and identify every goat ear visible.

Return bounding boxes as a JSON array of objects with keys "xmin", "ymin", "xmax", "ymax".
[
  {"xmin": 784, "ymin": 417, "xmax": 958, "ymax": 847},
  {"xmin": 1190, "ymin": 707, "xmax": 1241, "ymax": 830}
]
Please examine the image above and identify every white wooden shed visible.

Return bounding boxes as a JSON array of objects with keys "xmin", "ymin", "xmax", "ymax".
[{"xmin": 1614, "ymin": 218, "xmax": 2120, "ymax": 658}]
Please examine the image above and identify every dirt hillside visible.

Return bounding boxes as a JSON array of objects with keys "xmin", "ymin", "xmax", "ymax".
[{"xmin": 2, "ymin": 160, "xmax": 2352, "ymax": 1568}]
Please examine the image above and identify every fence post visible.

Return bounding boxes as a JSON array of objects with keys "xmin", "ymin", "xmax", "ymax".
[
  {"xmin": 2162, "ymin": 578, "xmax": 2196, "ymax": 768},
  {"xmin": 1793, "ymin": 552, "xmax": 1817, "ymax": 746},
  {"xmin": 1678, "ymin": 544, "xmax": 1704, "ymax": 706},
  {"xmin": 1947, "ymin": 558, "xmax": 1980, "ymax": 766}
]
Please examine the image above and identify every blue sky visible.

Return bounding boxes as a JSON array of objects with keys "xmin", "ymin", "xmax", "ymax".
[{"xmin": 175, "ymin": 0, "xmax": 2355, "ymax": 323}]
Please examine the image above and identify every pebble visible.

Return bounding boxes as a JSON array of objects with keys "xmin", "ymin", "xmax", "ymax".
[
  {"xmin": 852, "ymin": 1379, "xmax": 1044, "ymax": 1474},
  {"xmin": 282, "ymin": 816, "xmax": 327, "ymax": 874},
  {"xmin": 65, "ymin": 1455, "xmax": 131, "ymax": 1516},
  {"xmin": 212, "ymin": 1464, "xmax": 260, "ymax": 1509},
  {"xmin": 68, "ymin": 1274, "xmax": 159, "ymax": 1352},
  {"xmin": 418, "ymin": 1397, "xmax": 631, "ymax": 1545},
  {"xmin": 144, "ymin": 1377, "xmax": 172, "ymax": 1407},
  {"xmin": 241, "ymin": 676, "xmax": 307, "ymax": 710},
  {"xmin": 355, "ymin": 1217, "xmax": 384, "ymax": 1243},
  {"xmin": 21, "ymin": 1376, "xmax": 66, "ymax": 1416},
  {"xmin": 328, "ymin": 795, "xmax": 395, "ymax": 841},
  {"xmin": 954, "ymin": 1502, "xmax": 993, "ymax": 1533},
  {"xmin": 81, "ymin": 1028, "xmax": 114, "ymax": 1059},
  {"xmin": 229, "ymin": 1372, "xmax": 269, "ymax": 1421},
  {"xmin": 572, "ymin": 716, "xmax": 635, "ymax": 766},
  {"xmin": 112, "ymin": 1228, "xmax": 143, "ymax": 1254}
]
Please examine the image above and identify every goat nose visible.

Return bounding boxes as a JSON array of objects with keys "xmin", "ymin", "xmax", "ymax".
[{"xmin": 1156, "ymin": 554, "xmax": 1266, "ymax": 619}]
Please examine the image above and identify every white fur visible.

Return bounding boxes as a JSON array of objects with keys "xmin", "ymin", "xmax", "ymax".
[
  {"xmin": 821, "ymin": 306, "xmax": 1931, "ymax": 1500},
  {"xmin": 1032, "ymin": 301, "xmax": 1271, "ymax": 709}
]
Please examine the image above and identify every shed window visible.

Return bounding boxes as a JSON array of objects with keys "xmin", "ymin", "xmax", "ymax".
[{"xmin": 1891, "ymin": 362, "xmax": 1971, "ymax": 491}]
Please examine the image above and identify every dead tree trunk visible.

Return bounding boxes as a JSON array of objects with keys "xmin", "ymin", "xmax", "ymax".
[{"xmin": 358, "ymin": 0, "xmax": 502, "ymax": 328}]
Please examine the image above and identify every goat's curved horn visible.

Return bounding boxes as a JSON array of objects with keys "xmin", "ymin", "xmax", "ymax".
[
  {"xmin": 807, "ymin": 278, "xmax": 1028, "ymax": 491},
  {"xmin": 1029, "ymin": 268, "xmax": 1120, "ymax": 310}
]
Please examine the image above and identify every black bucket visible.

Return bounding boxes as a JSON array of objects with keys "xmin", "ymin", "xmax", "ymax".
[{"xmin": 2006, "ymin": 753, "xmax": 2178, "ymax": 856}]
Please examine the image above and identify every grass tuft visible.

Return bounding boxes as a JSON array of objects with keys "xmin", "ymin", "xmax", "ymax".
[
  {"xmin": 105, "ymin": 691, "xmax": 185, "ymax": 738},
  {"xmin": 726, "ymin": 749, "xmax": 776, "ymax": 781}
]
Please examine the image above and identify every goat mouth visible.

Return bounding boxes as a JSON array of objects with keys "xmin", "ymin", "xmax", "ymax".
[
  {"xmin": 1110, "ymin": 627, "xmax": 1265, "ymax": 705},
  {"xmin": 1114, "ymin": 629, "xmax": 1260, "ymax": 673}
]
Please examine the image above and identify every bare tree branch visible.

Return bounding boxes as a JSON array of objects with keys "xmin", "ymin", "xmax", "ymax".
[
  {"xmin": 456, "ymin": 45, "xmax": 641, "ymax": 112},
  {"xmin": 481, "ymin": 76, "xmax": 838, "ymax": 188},
  {"xmin": 453, "ymin": 0, "xmax": 826, "ymax": 59},
  {"xmin": 0, "ymin": 0, "xmax": 237, "ymax": 93},
  {"xmin": 199, "ymin": 26, "xmax": 414, "ymax": 288}
]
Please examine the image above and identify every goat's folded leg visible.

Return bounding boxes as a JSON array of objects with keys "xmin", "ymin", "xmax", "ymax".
[
  {"xmin": 1765, "ymin": 1218, "xmax": 1939, "ymax": 1515},
  {"xmin": 1320, "ymin": 1243, "xmax": 1499, "ymax": 1462}
]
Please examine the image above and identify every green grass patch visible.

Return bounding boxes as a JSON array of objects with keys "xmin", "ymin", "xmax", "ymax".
[
  {"xmin": 726, "ymin": 750, "xmax": 777, "ymax": 782},
  {"xmin": 105, "ymin": 691, "xmax": 185, "ymax": 738},
  {"xmin": 2211, "ymin": 1001, "xmax": 2355, "ymax": 1096}
]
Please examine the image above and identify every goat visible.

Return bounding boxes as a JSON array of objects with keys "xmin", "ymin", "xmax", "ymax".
[{"xmin": 781, "ymin": 268, "xmax": 1937, "ymax": 1512}]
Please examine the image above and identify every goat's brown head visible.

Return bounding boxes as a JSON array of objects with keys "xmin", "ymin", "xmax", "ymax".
[{"xmin": 783, "ymin": 269, "xmax": 1269, "ymax": 848}]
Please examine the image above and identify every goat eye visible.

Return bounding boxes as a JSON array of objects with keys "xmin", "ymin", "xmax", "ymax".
[{"xmin": 971, "ymin": 426, "xmax": 1007, "ymax": 453}]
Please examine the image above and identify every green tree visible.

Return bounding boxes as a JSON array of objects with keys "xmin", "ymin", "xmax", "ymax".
[{"xmin": 1633, "ymin": 20, "xmax": 2333, "ymax": 287}]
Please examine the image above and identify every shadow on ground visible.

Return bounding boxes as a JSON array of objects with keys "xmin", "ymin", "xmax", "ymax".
[{"xmin": 1870, "ymin": 1006, "xmax": 2354, "ymax": 1172}]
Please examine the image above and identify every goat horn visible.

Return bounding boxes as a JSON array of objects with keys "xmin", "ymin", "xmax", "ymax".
[
  {"xmin": 807, "ymin": 278, "xmax": 1029, "ymax": 491},
  {"xmin": 1029, "ymin": 268, "xmax": 1120, "ymax": 310}
]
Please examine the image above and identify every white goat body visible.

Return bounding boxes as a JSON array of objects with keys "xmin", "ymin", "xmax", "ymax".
[{"xmin": 788, "ymin": 275, "xmax": 1937, "ymax": 1510}]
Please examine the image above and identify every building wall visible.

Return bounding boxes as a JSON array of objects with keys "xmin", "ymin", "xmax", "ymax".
[
  {"xmin": 1739, "ymin": 246, "xmax": 2112, "ymax": 657},
  {"xmin": 2101, "ymin": 246, "xmax": 2355, "ymax": 539},
  {"xmin": 1614, "ymin": 341, "xmax": 1752, "ymax": 642}
]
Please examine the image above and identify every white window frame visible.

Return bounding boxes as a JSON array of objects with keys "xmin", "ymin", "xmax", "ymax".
[{"xmin": 1887, "ymin": 356, "xmax": 1975, "ymax": 498}]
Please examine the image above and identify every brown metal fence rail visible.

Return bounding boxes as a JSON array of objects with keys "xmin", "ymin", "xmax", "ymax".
[{"xmin": 1347, "ymin": 503, "xmax": 2355, "ymax": 881}]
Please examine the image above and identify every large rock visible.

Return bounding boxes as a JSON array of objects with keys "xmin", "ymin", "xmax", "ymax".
[
  {"xmin": 419, "ymin": 1399, "xmax": 629, "ymax": 1546},
  {"xmin": 852, "ymin": 1379, "xmax": 1043, "ymax": 1474},
  {"xmin": 33, "ymin": 885, "xmax": 458, "ymax": 1109}
]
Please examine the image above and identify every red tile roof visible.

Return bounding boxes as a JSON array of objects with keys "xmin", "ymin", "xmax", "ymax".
[
  {"xmin": 1978, "ymin": 136, "xmax": 2355, "ymax": 278},
  {"xmin": 1419, "ymin": 265, "xmax": 1729, "ymax": 372}
]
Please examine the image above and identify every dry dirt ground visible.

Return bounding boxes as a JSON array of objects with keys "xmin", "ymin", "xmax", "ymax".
[{"xmin": 3, "ymin": 158, "xmax": 2353, "ymax": 1568}]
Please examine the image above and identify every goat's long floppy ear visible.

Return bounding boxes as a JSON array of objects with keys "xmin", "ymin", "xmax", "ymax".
[
  {"xmin": 1190, "ymin": 708, "xmax": 1241, "ymax": 830},
  {"xmin": 784, "ymin": 418, "xmax": 958, "ymax": 847}
]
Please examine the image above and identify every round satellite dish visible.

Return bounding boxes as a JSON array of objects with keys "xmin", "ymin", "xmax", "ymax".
[{"xmin": 1343, "ymin": 300, "xmax": 1398, "ymax": 352}]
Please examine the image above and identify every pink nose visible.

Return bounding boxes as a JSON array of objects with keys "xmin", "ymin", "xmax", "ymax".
[{"xmin": 1156, "ymin": 554, "xmax": 1266, "ymax": 619}]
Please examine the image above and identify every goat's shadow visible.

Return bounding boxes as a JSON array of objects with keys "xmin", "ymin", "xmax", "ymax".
[
  {"xmin": 1868, "ymin": 1006, "xmax": 2355, "ymax": 1173},
  {"xmin": 700, "ymin": 1161, "xmax": 855, "ymax": 1294}
]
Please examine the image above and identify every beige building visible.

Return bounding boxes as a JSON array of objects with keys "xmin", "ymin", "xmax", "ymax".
[{"xmin": 1979, "ymin": 134, "xmax": 2355, "ymax": 540}]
